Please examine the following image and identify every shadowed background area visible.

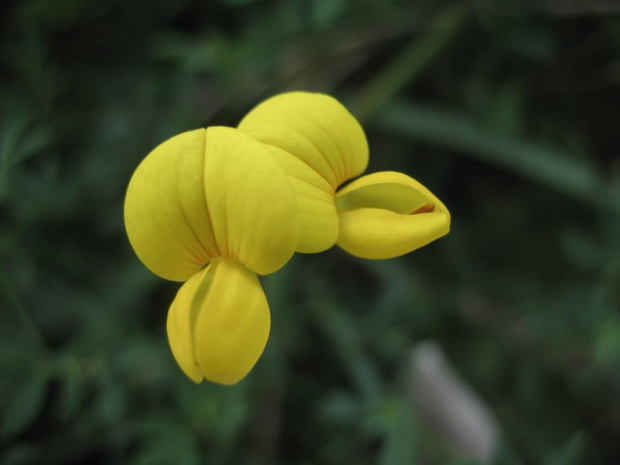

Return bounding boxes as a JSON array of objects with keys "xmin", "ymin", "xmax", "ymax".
[{"xmin": 1, "ymin": 0, "xmax": 620, "ymax": 463}]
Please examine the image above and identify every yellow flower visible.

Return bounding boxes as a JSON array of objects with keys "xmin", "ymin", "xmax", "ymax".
[
  {"xmin": 239, "ymin": 92, "xmax": 451, "ymax": 259},
  {"xmin": 124, "ymin": 127, "xmax": 300, "ymax": 384},
  {"xmin": 124, "ymin": 92, "xmax": 450, "ymax": 386}
]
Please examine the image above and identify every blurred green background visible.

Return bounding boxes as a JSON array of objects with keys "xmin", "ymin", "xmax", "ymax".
[{"xmin": 2, "ymin": 0, "xmax": 620, "ymax": 463}]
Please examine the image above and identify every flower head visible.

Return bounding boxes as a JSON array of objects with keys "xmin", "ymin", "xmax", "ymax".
[{"xmin": 124, "ymin": 91, "xmax": 450, "ymax": 386}]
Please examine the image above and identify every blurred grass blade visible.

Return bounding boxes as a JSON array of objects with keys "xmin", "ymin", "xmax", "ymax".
[
  {"xmin": 377, "ymin": 396, "xmax": 416, "ymax": 465},
  {"xmin": 57, "ymin": 363, "xmax": 83, "ymax": 422},
  {"xmin": 0, "ymin": 113, "xmax": 53, "ymax": 171},
  {"xmin": 311, "ymin": 299, "xmax": 382, "ymax": 398},
  {"xmin": 1, "ymin": 370, "xmax": 48, "ymax": 441},
  {"xmin": 0, "ymin": 109, "xmax": 53, "ymax": 201},
  {"xmin": 378, "ymin": 101, "xmax": 607, "ymax": 208},
  {"xmin": 0, "ymin": 271, "xmax": 46, "ymax": 346},
  {"xmin": 543, "ymin": 433, "xmax": 585, "ymax": 465},
  {"xmin": 353, "ymin": 3, "xmax": 468, "ymax": 121}
]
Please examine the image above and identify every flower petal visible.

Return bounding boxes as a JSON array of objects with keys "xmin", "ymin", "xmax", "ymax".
[
  {"xmin": 264, "ymin": 145, "xmax": 339, "ymax": 253},
  {"xmin": 336, "ymin": 171, "xmax": 450, "ymax": 218},
  {"xmin": 124, "ymin": 129, "xmax": 217, "ymax": 281},
  {"xmin": 167, "ymin": 258, "xmax": 270, "ymax": 385},
  {"xmin": 203, "ymin": 127, "xmax": 300, "ymax": 274},
  {"xmin": 238, "ymin": 92, "xmax": 368, "ymax": 189},
  {"xmin": 337, "ymin": 208, "xmax": 450, "ymax": 259}
]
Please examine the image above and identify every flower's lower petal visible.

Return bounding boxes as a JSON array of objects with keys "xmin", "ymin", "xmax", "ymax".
[
  {"xmin": 337, "ymin": 171, "xmax": 450, "ymax": 218},
  {"xmin": 238, "ymin": 92, "xmax": 369, "ymax": 189},
  {"xmin": 203, "ymin": 127, "xmax": 300, "ymax": 275},
  {"xmin": 337, "ymin": 208, "xmax": 450, "ymax": 259},
  {"xmin": 167, "ymin": 259, "xmax": 270, "ymax": 385},
  {"xmin": 264, "ymin": 145, "xmax": 339, "ymax": 253},
  {"xmin": 167, "ymin": 264, "xmax": 212, "ymax": 383},
  {"xmin": 124, "ymin": 129, "xmax": 217, "ymax": 281},
  {"xmin": 194, "ymin": 259, "xmax": 270, "ymax": 385}
]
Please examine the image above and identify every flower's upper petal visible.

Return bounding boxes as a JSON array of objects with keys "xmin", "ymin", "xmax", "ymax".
[
  {"xmin": 238, "ymin": 92, "xmax": 368, "ymax": 253},
  {"xmin": 124, "ymin": 129, "xmax": 217, "ymax": 282},
  {"xmin": 336, "ymin": 171, "xmax": 450, "ymax": 218},
  {"xmin": 239, "ymin": 92, "xmax": 369, "ymax": 189},
  {"xmin": 337, "ymin": 208, "xmax": 450, "ymax": 259},
  {"xmin": 167, "ymin": 258, "xmax": 270, "ymax": 385},
  {"xmin": 204, "ymin": 127, "xmax": 300, "ymax": 275}
]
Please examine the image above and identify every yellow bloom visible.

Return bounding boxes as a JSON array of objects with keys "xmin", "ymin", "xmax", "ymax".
[
  {"xmin": 125, "ymin": 127, "xmax": 299, "ymax": 384},
  {"xmin": 239, "ymin": 92, "xmax": 451, "ymax": 259},
  {"xmin": 125, "ymin": 91, "xmax": 450, "ymax": 386}
]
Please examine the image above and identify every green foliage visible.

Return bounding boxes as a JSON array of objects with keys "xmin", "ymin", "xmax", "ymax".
[{"xmin": 1, "ymin": 0, "xmax": 620, "ymax": 463}]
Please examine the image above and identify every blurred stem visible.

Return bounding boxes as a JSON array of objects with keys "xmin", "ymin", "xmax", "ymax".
[
  {"xmin": 251, "ymin": 383, "xmax": 284, "ymax": 465},
  {"xmin": 353, "ymin": 3, "xmax": 469, "ymax": 122},
  {"xmin": 378, "ymin": 101, "xmax": 614, "ymax": 211},
  {"xmin": 232, "ymin": 18, "xmax": 429, "ymax": 112}
]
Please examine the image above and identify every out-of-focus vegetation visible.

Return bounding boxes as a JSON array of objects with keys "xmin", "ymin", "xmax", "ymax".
[{"xmin": 1, "ymin": 0, "xmax": 620, "ymax": 463}]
